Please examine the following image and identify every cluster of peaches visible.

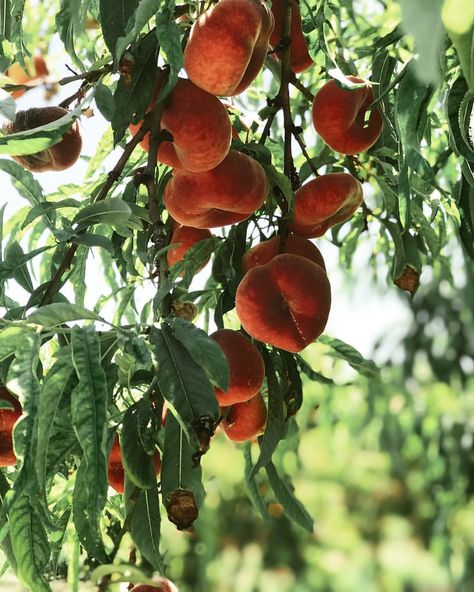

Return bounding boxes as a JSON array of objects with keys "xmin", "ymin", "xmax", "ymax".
[{"xmin": 1, "ymin": 0, "xmax": 383, "ymax": 487}]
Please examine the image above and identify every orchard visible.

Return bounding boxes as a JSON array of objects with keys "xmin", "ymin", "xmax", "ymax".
[{"xmin": 0, "ymin": 1, "xmax": 473, "ymax": 591}]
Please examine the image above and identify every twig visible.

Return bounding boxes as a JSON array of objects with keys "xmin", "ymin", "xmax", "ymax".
[
  {"xmin": 291, "ymin": 127, "xmax": 319, "ymax": 177},
  {"xmin": 289, "ymin": 73, "xmax": 315, "ymax": 102}
]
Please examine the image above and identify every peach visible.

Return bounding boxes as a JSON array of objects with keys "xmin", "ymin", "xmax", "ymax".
[
  {"xmin": 130, "ymin": 582, "xmax": 178, "ymax": 592},
  {"xmin": 222, "ymin": 392, "xmax": 267, "ymax": 442},
  {"xmin": 108, "ymin": 435, "xmax": 161, "ymax": 494},
  {"xmin": 242, "ymin": 233, "xmax": 326, "ymax": 273},
  {"xmin": 312, "ymin": 77, "xmax": 383, "ymax": 154},
  {"xmin": 3, "ymin": 107, "xmax": 82, "ymax": 172},
  {"xmin": 269, "ymin": 0, "xmax": 313, "ymax": 73},
  {"xmin": 129, "ymin": 78, "xmax": 231, "ymax": 173},
  {"xmin": 7, "ymin": 55, "xmax": 49, "ymax": 99},
  {"xmin": 211, "ymin": 329, "xmax": 265, "ymax": 406},
  {"xmin": 290, "ymin": 173, "xmax": 363, "ymax": 237},
  {"xmin": 235, "ymin": 253, "xmax": 331, "ymax": 352},
  {"xmin": 167, "ymin": 225, "xmax": 212, "ymax": 270},
  {"xmin": 163, "ymin": 149, "xmax": 268, "ymax": 228},
  {"xmin": 183, "ymin": 0, "xmax": 274, "ymax": 96},
  {"xmin": 0, "ymin": 387, "xmax": 22, "ymax": 466}
]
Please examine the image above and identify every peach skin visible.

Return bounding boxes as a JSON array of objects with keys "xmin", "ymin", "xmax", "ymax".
[
  {"xmin": 222, "ymin": 392, "xmax": 267, "ymax": 442},
  {"xmin": 0, "ymin": 387, "xmax": 22, "ymax": 467},
  {"xmin": 167, "ymin": 225, "xmax": 213, "ymax": 270}
]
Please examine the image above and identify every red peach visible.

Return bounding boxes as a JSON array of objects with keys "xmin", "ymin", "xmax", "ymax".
[
  {"xmin": 312, "ymin": 77, "xmax": 383, "ymax": 154},
  {"xmin": 290, "ymin": 173, "xmax": 363, "ymax": 238},
  {"xmin": 211, "ymin": 329, "xmax": 265, "ymax": 406},
  {"xmin": 269, "ymin": 0, "xmax": 313, "ymax": 73},
  {"xmin": 222, "ymin": 392, "xmax": 267, "ymax": 442},
  {"xmin": 130, "ymin": 581, "xmax": 178, "ymax": 592},
  {"xmin": 129, "ymin": 78, "xmax": 231, "ymax": 173},
  {"xmin": 0, "ymin": 387, "xmax": 22, "ymax": 467},
  {"xmin": 167, "ymin": 225, "xmax": 212, "ymax": 270},
  {"xmin": 163, "ymin": 149, "xmax": 268, "ymax": 228},
  {"xmin": 108, "ymin": 435, "xmax": 161, "ymax": 494},
  {"xmin": 235, "ymin": 253, "xmax": 331, "ymax": 352},
  {"xmin": 183, "ymin": 0, "xmax": 274, "ymax": 96},
  {"xmin": 242, "ymin": 233, "xmax": 326, "ymax": 273}
]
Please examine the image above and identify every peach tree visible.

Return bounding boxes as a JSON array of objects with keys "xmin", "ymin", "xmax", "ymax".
[{"xmin": 0, "ymin": 0, "xmax": 472, "ymax": 590}]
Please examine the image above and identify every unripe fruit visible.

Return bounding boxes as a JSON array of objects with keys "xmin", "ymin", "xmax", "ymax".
[
  {"xmin": 0, "ymin": 387, "xmax": 22, "ymax": 467},
  {"xmin": 290, "ymin": 173, "xmax": 363, "ymax": 238},
  {"xmin": 108, "ymin": 435, "xmax": 162, "ymax": 494},
  {"xmin": 211, "ymin": 329, "xmax": 265, "ymax": 406},
  {"xmin": 163, "ymin": 150, "xmax": 268, "ymax": 228},
  {"xmin": 312, "ymin": 77, "xmax": 383, "ymax": 154},
  {"xmin": 235, "ymin": 253, "xmax": 331, "ymax": 352},
  {"xmin": 184, "ymin": 0, "xmax": 274, "ymax": 96},
  {"xmin": 167, "ymin": 225, "xmax": 212, "ymax": 270},
  {"xmin": 242, "ymin": 233, "xmax": 326, "ymax": 273},
  {"xmin": 269, "ymin": 0, "xmax": 313, "ymax": 73},
  {"xmin": 129, "ymin": 78, "xmax": 231, "ymax": 173},
  {"xmin": 222, "ymin": 392, "xmax": 267, "ymax": 442},
  {"xmin": 3, "ymin": 107, "xmax": 82, "ymax": 172}
]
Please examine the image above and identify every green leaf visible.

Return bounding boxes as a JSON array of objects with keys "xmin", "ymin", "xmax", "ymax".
[
  {"xmin": 56, "ymin": 0, "xmax": 84, "ymax": 69},
  {"xmin": 458, "ymin": 174, "xmax": 474, "ymax": 258},
  {"xmin": 155, "ymin": 4, "xmax": 183, "ymax": 102},
  {"xmin": 446, "ymin": 76, "xmax": 474, "ymax": 161},
  {"xmin": 0, "ymin": 326, "xmax": 33, "ymax": 362},
  {"xmin": 266, "ymin": 461, "xmax": 313, "ymax": 532},
  {"xmin": 70, "ymin": 327, "xmax": 108, "ymax": 561},
  {"xmin": 21, "ymin": 198, "xmax": 79, "ymax": 230},
  {"xmin": 166, "ymin": 317, "xmax": 230, "ymax": 392},
  {"xmin": 4, "ymin": 241, "xmax": 33, "ymax": 292},
  {"xmin": 94, "ymin": 82, "xmax": 115, "ymax": 122},
  {"xmin": 72, "ymin": 198, "xmax": 132, "ymax": 229},
  {"xmin": 160, "ymin": 413, "xmax": 204, "ymax": 530},
  {"xmin": 0, "ymin": 89, "xmax": 16, "ymax": 121},
  {"xmin": 27, "ymin": 303, "xmax": 101, "ymax": 326},
  {"xmin": 115, "ymin": 0, "xmax": 162, "ymax": 60},
  {"xmin": 243, "ymin": 443, "xmax": 270, "ymax": 522},
  {"xmin": 442, "ymin": 1, "xmax": 474, "ymax": 91},
  {"xmin": 100, "ymin": 0, "xmax": 140, "ymax": 58},
  {"xmin": 128, "ymin": 484, "xmax": 164, "ymax": 571},
  {"xmin": 71, "ymin": 233, "xmax": 114, "ymax": 253},
  {"xmin": 0, "ymin": 471, "xmax": 17, "ymax": 573},
  {"xmin": 318, "ymin": 335, "xmax": 379, "ymax": 377}
]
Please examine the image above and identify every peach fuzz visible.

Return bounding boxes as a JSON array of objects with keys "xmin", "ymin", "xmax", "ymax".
[
  {"xmin": 269, "ymin": 0, "xmax": 313, "ymax": 73},
  {"xmin": 242, "ymin": 233, "xmax": 326, "ymax": 273},
  {"xmin": 312, "ymin": 77, "xmax": 383, "ymax": 154},
  {"xmin": 4, "ymin": 107, "xmax": 82, "ymax": 172},
  {"xmin": 211, "ymin": 329, "xmax": 265, "ymax": 406},
  {"xmin": 163, "ymin": 149, "xmax": 268, "ymax": 228},
  {"xmin": 167, "ymin": 225, "xmax": 212, "ymax": 270},
  {"xmin": 290, "ymin": 173, "xmax": 363, "ymax": 238},
  {"xmin": 0, "ymin": 387, "xmax": 22, "ymax": 466},
  {"xmin": 129, "ymin": 78, "xmax": 231, "ymax": 173},
  {"xmin": 108, "ymin": 435, "xmax": 161, "ymax": 494},
  {"xmin": 222, "ymin": 392, "xmax": 267, "ymax": 442},
  {"xmin": 235, "ymin": 253, "xmax": 331, "ymax": 352},
  {"xmin": 183, "ymin": 0, "xmax": 274, "ymax": 96}
]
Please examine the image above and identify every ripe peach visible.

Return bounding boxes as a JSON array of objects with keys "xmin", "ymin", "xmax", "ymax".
[
  {"xmin": 235, "ymin": 253, "xmax": 331, "ymax": 352},
  {"xmin": 269, "ymin": 0, "xmax": 313, "ymax": 73},
  {"xmin": 222, "ymin": 392, "xmax": 267, "ymax": 442},
  {"xmin": 242, "ymin": 233, "xmax": 326, "ymax": 273},
  {"xmin": 183, "ymin": 0, "xmax": 274, "ymax": 96},
  {"xmin": 290, "ymin": 173, "xmax": 363, "ymax": 237},
  {"xmin": 130, "ymin": 581, "xmax": 178, "ymax": 592},
  {"xmin": 163, "ymin": 149, "xmax": 268, "ymax": 228},
  {"xmin": 0, "ymin": 387, "xmax": 22, "ymax": 467},
  {"xmin": 3, "ymin": 107, "xmax": 82, "ymax": 172},
  {"xmin": 312, "ymin": 77, "xmax": 383, "ymax": 154},
  {"xmin": 167, "ymin": 225, "xmax": 212, "ymax": 270},
  {"xmin": 129, "ymin": 78, "xmax": 231, "ymax": 173},
  {"xmin": 7, "ymin": 55, "xmax": 49, "ymax": 99},
  {"xmin": 108, "ymin": 435, "xmax": 161, "ymax": 494},
  {"xmin": 211, "ymin": 329, "xmax": 265, "ymax": 406}
]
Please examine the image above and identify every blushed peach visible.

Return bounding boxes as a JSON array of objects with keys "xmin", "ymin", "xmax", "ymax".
[
  {"xmin": 130, "ymin": 581, "xmax": 178, "ymax": 592},
  {"xmin": 312, "ymin": 77, "xmax": 383, "ymax": 154},
  {"xmin": 0, "ymin": 387, "xmax": 22, "ymax": 466},
  {"xmin": 167, "ymin": 225, "xmax": 212, "ymax": 270},
  {"xmin": 211, "ymin": 329, "xmax": 265, "ymax": 406},
  {"xmin": 163, "ymin": 149, "xmax": 268, "ymax": 228},
  {"xmin": 290, "ymin": 173, "xmax": 363, "ymax": 237},
  {"xmin": 269, "ymin": 0, "xmax": 313, "ymax": 73},
  {"xmin": 7, "ymin": 55, "xmax": 49, "ymax": 99},
  {"xmin": 222, "ymin": 392, "xmax": 267, "ymax": 442},
  {"xmin": 235, "ymin": 253, "xmax": 331, "ymax": 352},
  {"xmin": 184, "ymin": 0, "xmax": 274, "ymax": 96},
  {"xmin": 242, "ymin": 233, "xmax": 326, "ymax": 273}
]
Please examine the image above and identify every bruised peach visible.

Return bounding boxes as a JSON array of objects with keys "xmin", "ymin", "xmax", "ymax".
[
  {"xmin": 129, "ymin": 78, "xmax": 231, "ymax": 173},
  {"xmin": 184, "ymin": 0, "xmax": 274, "ymax": 96},
  {"xmin": 108, "ymin": 435, "xmax": 161, "ymax": 494},
  {"xmin": 167, "ymin": 225, "xmax": 212, "ymax": 270},
  {"xmin": 290, "ymin": 173, "xmax": 363, "ymax": 237},
  {"xmin": 269, "ymin": 0, "xmax": 313, "ymax": 73},
  {"xmin": 163, "ymin": 149, "xmax": 268, "ymax": 228},
  {"xmin": 222, "ymin": 392, "xmax": 267, "ymax": 442},
  {"xmin": 312, "ymin": 77, "xmax": 383, "ymax": 154},
  {"xmin": 130, "ymin": 581, "xmax": 178, "ymax": 592},
  {"xmin": 211, "ymin": 329, "xmax": 265, "ymax": 406},
  {"xmin": 0, "ymin": 387, "xmax": 22, "ymax": 466},
  {"xmin": 242, "ymin": 233, "xmax": 326, "ymax": 273},
  {"xmin": 3, "ymin": 107, "xmax": 82, "ymax": 172},
  {"xmin": 235, "ymin": 253, "xmax": 331, "ymax": 352}
]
